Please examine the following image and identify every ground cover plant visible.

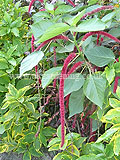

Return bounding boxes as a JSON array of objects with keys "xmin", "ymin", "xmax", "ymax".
[{"xmin": 0, "ymin": 0, "xmax": 120, "ymax": 159}]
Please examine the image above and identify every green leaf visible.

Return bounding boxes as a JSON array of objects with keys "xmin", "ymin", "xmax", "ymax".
[
  {"xmin": 45, "ymin": 3, "xmax": 54, "ymax": 15},
  {"xmin": 20, "ymin": 51, "xmax": 44, "ymax": 77},
  {"xmin": 105, "ymin": 67, "xmax": 115, "ymax": 84},
  {"xmin": 11, "ymin": 27, "xmax": 19, "ymax": 37},
  {"xmin": 10, "ymin": 17, "xmax": 22, "ymax": 28},
  {"xmin": 55, "ymin": 5, "xmax": 73, "ymax": 15},
  {"xmin": 4, "ymin": 11, "xmax": 11, "ymax": 24},
  {"xmin": 85, "ymin": 46, "xmax": 115, "ymax": 67},
  {"xmin": 53, "ymin": 153, "xmax": 72, "ymax": 160},
  {"xmin": 0, "ymin": 124, "xmax": 5, "ymax": 134},
  {"xmin": 76, "ymin": 154, "xmax": 97, "ymax": 160},
  {"xmin": 64, "ymin": 73, "xmax": 84, "ymax": 97},
  {"xmin": 57, "ymin": 125, "xmax": 66, "ymax": 138},
  {"xmin": 96, "ymin": 125, "xmax": 120, "ymax": 143},
  {"xmin": 16, "ymin": 79, "xmax": 34, "ymax": 89},
  {"xmin": 33, "ymin": 137, "xmax": 41, "ymax": 150},
  {"xmin": 67, "ymin": 145, "xmax": 80, "ymax": 157},
  {"xmin": 41, "ymin": 66, "xmax": 62, "ymax": 89},
  {"xmin": 25, "ymin": 102, "xmax": 35, "ymax": 113},
  {"xmin": 56, "ymin": 43, "xmax": 74, "ymax": 53},
  {"xmin": 102, "ymin": 12, "xmax": 116, "ymax": 23},
  {"xmin": 109, "ymin": 98, "xmax": 120, "ymax": 108},
  {"xmin": 48, "ymin": 137, "xmax": 61, "ymax": 147},
  {"xmin": 37, "ymin": 23, "xmax": 70, "ymax": 43},
  {"xmin": 83, "ymin": 74, "xmax": 106, "ymax": 108},
  {"xmin": 48, "ymin": 144, "xmax": 59, "ymax": 151},
  {"xmin": 70, "ymin": 18, "xmax": 105, "ymax": 32},
  {"xmin": 23, "ymin": 133, "xmax": 35, "ymax": 143},
  {"xmin": 23, "ymin": 151, "xmax": 31, "ymax": 160},
  {"xmin": 17, "ymin": 86, "xmax": 30, "ymax": 98},
  {"xmin": 69, "ymin": 88, "xmax": 84, "ymax": 118},
  {"xmin": 116, "ymin": 87, "xmax": 120, "ymax": 99},
  {"xmin": 29, "ymin": 146, "xmax": 43, "ymax": 157},
  {"xmin": 105, "ymin": 142, "xmax": 114, "ymax": 158},
  {"xmin": 0, "ymin": 58, "xmax": 8, "ymax": 69},
  {"xmin": 71, "ymin": 9, "xmax": 86, "ymax": 26},
  {"xmin": 104, "ymin": 108, "xmax": 120, "ymax": 120},
  {"xmin": 8, "ymin": 84, "xmax": 18, "ymax": 97},
  {"xmin": 114, "ymin": 134, "xmax": 120, "ymax": 156},
  {"xmin": 31, "ymin": 20, "xmax": 54, "ymax": 39}
]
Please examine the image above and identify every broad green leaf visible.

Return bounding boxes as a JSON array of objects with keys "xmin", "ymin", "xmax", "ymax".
[
  {"xmin": 96, "ymin": 125, "xmax": 120, "ymax": 143},
  {"xmin": 17, "ymin": 86, "xmax": 30, "ymax": 98},
  {"xmin": 33, "ymin": 137, "xmax": 41, "ymax": 150},
  {"xmin": 31, "ymin": 20, "xmax": 54, "ymax": 39},
  {"xmin": 55, "ymin": 5, "xmax": 73, "ymax": 15},
  {"xmin": 57, "ymin": 125, "xmax": 66, "ymax": 138},
  {"xmin": 12, "ymin": 124, "xmax": 23, "ymax": 137},
  {"xmin": 0, "ymin": 144, "xmax": 8, "ymax": 153},
  {"xmin": 11, "ymin": 27, "xmax": 19, "ymax": 37},
  {"xmin": 4, "ymin": 11, "xmax": 11, "ymax": 24},
  {"xmin": 85, "ymin": 46, "xmax": 115, "ymax": 67},
  {"xmin": 0, "ymin": 124, "xmax": 5, "ymax": 134},
  {"xmin": 29, "ymin": 146, "xmax": 43, "ymax": 157},
  {"xmin": 8, "ymin": 84, "xmax": 18, "ymax": 97},
  {"xmin": 20, "ymin": 51, "xmax": 44, "ymax": 77},
  {"xmin": 104, "ymin": 108, "xmax": 120, "ymax": 120},
  {"xmin": 70, "ymin": 18, "xmax": 105, "ymax": 32},
  {"xmin": 105, "ymin": 142, "xmax": 114, "ymax": 158},
  {"xmin": 45, "ymin": 3, "xmax": 54, "ymax": 15},
  {"xmin": 102, "ymin": 12, "xmax": 116, "ymax": 23},
  {"xmin": 0, "ymin": 85, "xmax": 7, "ymax": 92},
  {"xmin": 109, "ymin": 98, "xmax": 120, "ymax": 108},
  {"xmin": 10, "ymin": 17, "xmax": 22, "ymax": 28},
  {"xmin": 114, "ymin": 135, "xmax": 120, "ymax": 156},
  {"xmin": 8, "ymin": 58, "xmax": 16, "ymax": 66},
  {"xmin": 67, "ymin": 145, "xmax": 80, "ymax": 157},
  {"xmin": 23, "ymin": 133, "xmax": 35, "ymax": 143},
  {"xmin": 71, "ymin": 9, "xmax": 86, "ymax": 26},
  {"xmin": 69, "ymin": 88, "xmax": 84, "ymax": 117},
  {"xmin": 105, "ymin": 67, "xmax": 115, "ymax": 84},
  {"xmin": 0, "ymin": 58, "xmax": 8, "ymax": 69},
  {"xmin": 41, "ymin": 66, "xmax": 62, "ymax": 88},
  {"xmin": 23, "ymin": 151, "xmax": 31, "ymax": 160},
  {"xmin": 116, "ymin": 87, "xmax": 120, "ymax": 99},
  {"xmin": 83, "ymin": 74, "xmax": 106, "ymax": 108},
  {"xmin": 74, "ymin": 137, "xmax": 87, "ymax": 148},
  {"xmin": 42, "ymin": 127, "xmax": 56, "ymax": 137},
  {"xmin": 37, "ymin": 23, "xmax": 70, "ymax": 43},
  {"xmin": 25, "ymin": 102, "xmax": 35, "ymax": 113},
  {"xmin": 56, "ymin": 43, "xmax": 74, "ymax": 53},
  {"xmin": 59, "ymin": 140, "xmax": 68, "ymax": 150},
  {"xmin": 39, "ymin": 132, "xmax": 47, "ymax": 147},
  {"xmin": 53, "ymin": 153, "xmax": 72, "ymax": 160},
  {"xmin": 33, "ymin": 12, "xmax": 51, "ymax": 23},
  {"xmin": 76, "ymin": 154, "xmax": 97, "ymax": 160},
  {"xmin": 64, "ymin": 73, "xmax": 84, "ymax": 97},
  {"xmin": 16, "ymin": 79, "xmax": 34, "ymax": 89},
  {"xmin": 48, "ymin": 144, "xmax": 60, "ymax": 151},
  {"xmin": 48, "ymin": 137, "xmax": 61, "ymax": 147}
]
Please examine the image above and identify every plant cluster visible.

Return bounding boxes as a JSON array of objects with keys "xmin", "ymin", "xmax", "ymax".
[{"xmin": 0, "ymin": 0, "xmax": 120, "ymax": 160}]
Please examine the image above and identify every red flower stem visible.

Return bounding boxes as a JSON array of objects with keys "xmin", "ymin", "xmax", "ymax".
[
  {"xmin": 80, "ymin": 6, "xmax": 114, "ymax": 20},
  {"xmin": 67, "ymin": 0, "xmax": 75, "ymax": 7},
  {"xmin": 113, "ymin": 76, "xmax": 120, "ymax": 93},
  {"xmin": 59, "ymin": 53, "xmax": 76, "ymax": 147},
  {"xmin": 72, "ymin": 115, "xmax": 77, "ymax": 128},
  {"xmin": 28, "ymin": 0, "xmax": 43, "ymax": 13},
  {"xmin": 96, "ymin": 34, "xmax": 100, "ymax": 46},
  {"xmin": 67, "ymin": 61, "xmax": 84, "ymax": 77},
  {"xmin": 35, "ymin": 35, "xmax": 69, "ymax": 51},
  {"xmin": 65, "ymin": 94, "xmax": 70, "ymax": 109},
  {"xmin": 53, "ymin": 46, "xmax": 57, "ymax": 88},
  {"xmin": 81, "ymin": 31, "xmax": 120, "ymax": 43},
  {"xmin": 100, "ymin": 37, "xmax": 104, "ymax": 46}
]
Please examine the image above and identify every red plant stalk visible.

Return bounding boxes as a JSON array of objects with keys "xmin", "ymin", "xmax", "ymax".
[
  {"xmin": 72, "ymin": 115, "xmax": 77, "ymax": 128},
  {"xmin": 28, "ymin": 0, "xmax": 43, "ymax": 13},
  {"xmin": 53, "ymin": 47, "xmax": 57, "ymax": 88},
  {"xmin": 66, "ymin": 0, "xmax": 75, "ymax": 7},
  {"xmin": 113, "ymin": 76, "xmax": 120, "ymax": 93},
  {"xmin": 65, "ymin": 94, "xmax": 70, "ymax": 109},
  {"xmin": 59, "ymin": 53, "xmax": 76, "ymax": 147},
  {"xmin": 100, "ymin": 37, "xmax": 104, "ymax": 46},
  {"xmin": 31, "ymin": 35, "xmax": 41, "ymax": 85},
  {"xmin": 81, "ymin": 31, "xmax": 120, "ymax": 43},
  {"xmin": 59, "ymin": 54, "xmax": 84, "ymax": 147},
  {"xmin": 80, "ymin": 6, "xmax": 114, "ymax": 20},
  {"xmin": 35, "ymin": 35, "xmax": 69, "ymax": 51},
  {"xmin": 96, "ymin": 34, "xmax": 100, "ymax": 46}
]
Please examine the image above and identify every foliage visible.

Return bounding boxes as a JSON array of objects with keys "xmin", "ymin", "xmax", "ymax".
[{"xmin": 0, "ymin": 0, "xmax": 120, "ymax": 159}]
